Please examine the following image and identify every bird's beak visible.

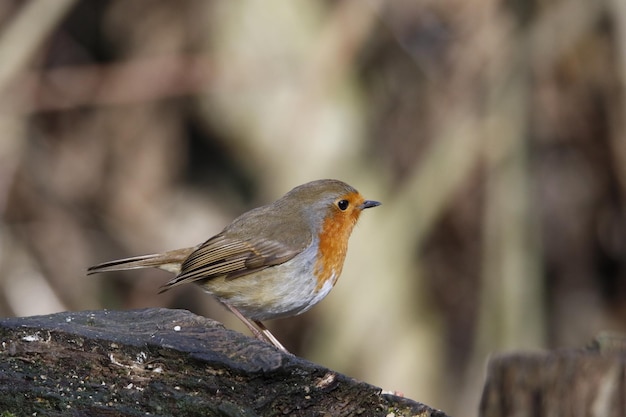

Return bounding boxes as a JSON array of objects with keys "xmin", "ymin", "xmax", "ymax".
[{"xmin": 359, "ymin": 200, "xmax": 381, "ymax": 210}]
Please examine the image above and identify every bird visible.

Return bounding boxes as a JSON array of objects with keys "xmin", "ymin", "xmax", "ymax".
[{"xmin": 87, "ymin": 179, "xmax": 380, "ymax": 352}]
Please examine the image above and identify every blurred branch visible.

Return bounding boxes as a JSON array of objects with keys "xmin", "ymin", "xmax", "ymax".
[
  {"xmin": 529, "ymin": 0, "xmax": 606, "ymax": 70},
  {"xmin": 0, "ymin": 55, "xmax": 213, "ymax": 114},
  {"xmin": 0, "ymin": 0, "xmax": 77, "ymax": 93},
  {"xmin": 0, "ymin": 0, "xmax": 77, "ymax": 317},
  {"xmin": 479, "ymin": 44, "xmax": 544, "ymax": 351},
  {"xmin": 607, "ymin": 0, "xmax": 626, "ymax": 193}
]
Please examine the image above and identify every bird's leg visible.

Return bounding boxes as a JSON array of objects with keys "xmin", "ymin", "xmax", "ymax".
[
  {"xmin": 253, "ymin": 319, "xmax": 288, "ymax": 353},
  {"xmin": 224, "ymin": 304, "xmax": 289, "ymax": 353},
  {"xmin": 223, "ymin": 304, "xmax": 265, "ymax": 340}
]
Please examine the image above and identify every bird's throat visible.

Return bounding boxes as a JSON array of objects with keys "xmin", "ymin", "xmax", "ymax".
[{"xmin": 313, "ymin": 209, "xmax": 359, "ymax": 291}]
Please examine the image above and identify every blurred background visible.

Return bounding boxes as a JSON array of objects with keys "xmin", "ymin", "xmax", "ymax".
[{"xmin": 1, "ymin": 0, "xmax": 626, "ymax": 415}]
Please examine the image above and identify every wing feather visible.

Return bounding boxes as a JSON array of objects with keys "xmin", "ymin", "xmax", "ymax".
[{"xmin": 158, "ymin": 233, "xmax": 306, "ymax": 292}]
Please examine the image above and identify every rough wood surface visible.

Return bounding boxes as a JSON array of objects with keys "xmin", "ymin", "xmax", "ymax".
[
  {"xmin": 479, "ymin": 335, "xmax": 626, "ymax": 417},
  {"xmin": 0, "ymin": 308, "xmax": 448, "ymax": 417}
]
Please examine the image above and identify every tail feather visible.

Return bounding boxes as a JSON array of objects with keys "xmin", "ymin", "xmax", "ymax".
[{"xmin": 87, "ymin": 247, "xmax": 194, "ymax": 275}]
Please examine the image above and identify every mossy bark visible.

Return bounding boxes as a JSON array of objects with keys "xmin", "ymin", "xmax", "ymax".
[{"xmin": 0, "ymin": 308, "xmax": 447, "ymax": 417}]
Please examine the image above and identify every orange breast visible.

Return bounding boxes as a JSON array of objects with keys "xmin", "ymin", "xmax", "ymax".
[{"xmin": 313, "ymin": 193, "xmax": 363, "ymax": 290}]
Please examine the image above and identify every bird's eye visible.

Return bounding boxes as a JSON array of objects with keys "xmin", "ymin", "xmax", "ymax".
[{"xmin": 337, "ymin": 200, "xmax": 349, "ymax": 211}]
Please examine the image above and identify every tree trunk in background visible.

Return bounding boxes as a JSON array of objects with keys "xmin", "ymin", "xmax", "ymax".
[{"xmin": 480, "ymin": 335, "xmax": 626, "ymax": 417}]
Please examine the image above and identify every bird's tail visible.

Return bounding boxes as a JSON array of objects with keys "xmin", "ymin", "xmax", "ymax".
[{"xmin": 87, "ymin": 247, "xmax": 194, "ymax": 276}]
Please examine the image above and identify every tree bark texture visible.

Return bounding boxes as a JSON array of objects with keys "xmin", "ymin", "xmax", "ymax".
[{"xmin": 0, "ymin": 308, "xmax": 448, "ymax": 417}]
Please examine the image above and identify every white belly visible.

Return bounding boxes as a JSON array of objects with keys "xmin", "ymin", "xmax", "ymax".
[{"xmin": 200, "ymin": 245, "xmax": 337, "ymax": 321}]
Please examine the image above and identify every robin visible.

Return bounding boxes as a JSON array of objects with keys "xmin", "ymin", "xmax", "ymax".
[{"xmin": 88, "ymin": 179, "xmax": 380, "ymax": 352}]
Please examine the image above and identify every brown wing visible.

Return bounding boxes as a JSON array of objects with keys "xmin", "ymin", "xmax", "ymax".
[{"xmin": 158, "ymin": 233, "xmax": 304, "ymax": 292}]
